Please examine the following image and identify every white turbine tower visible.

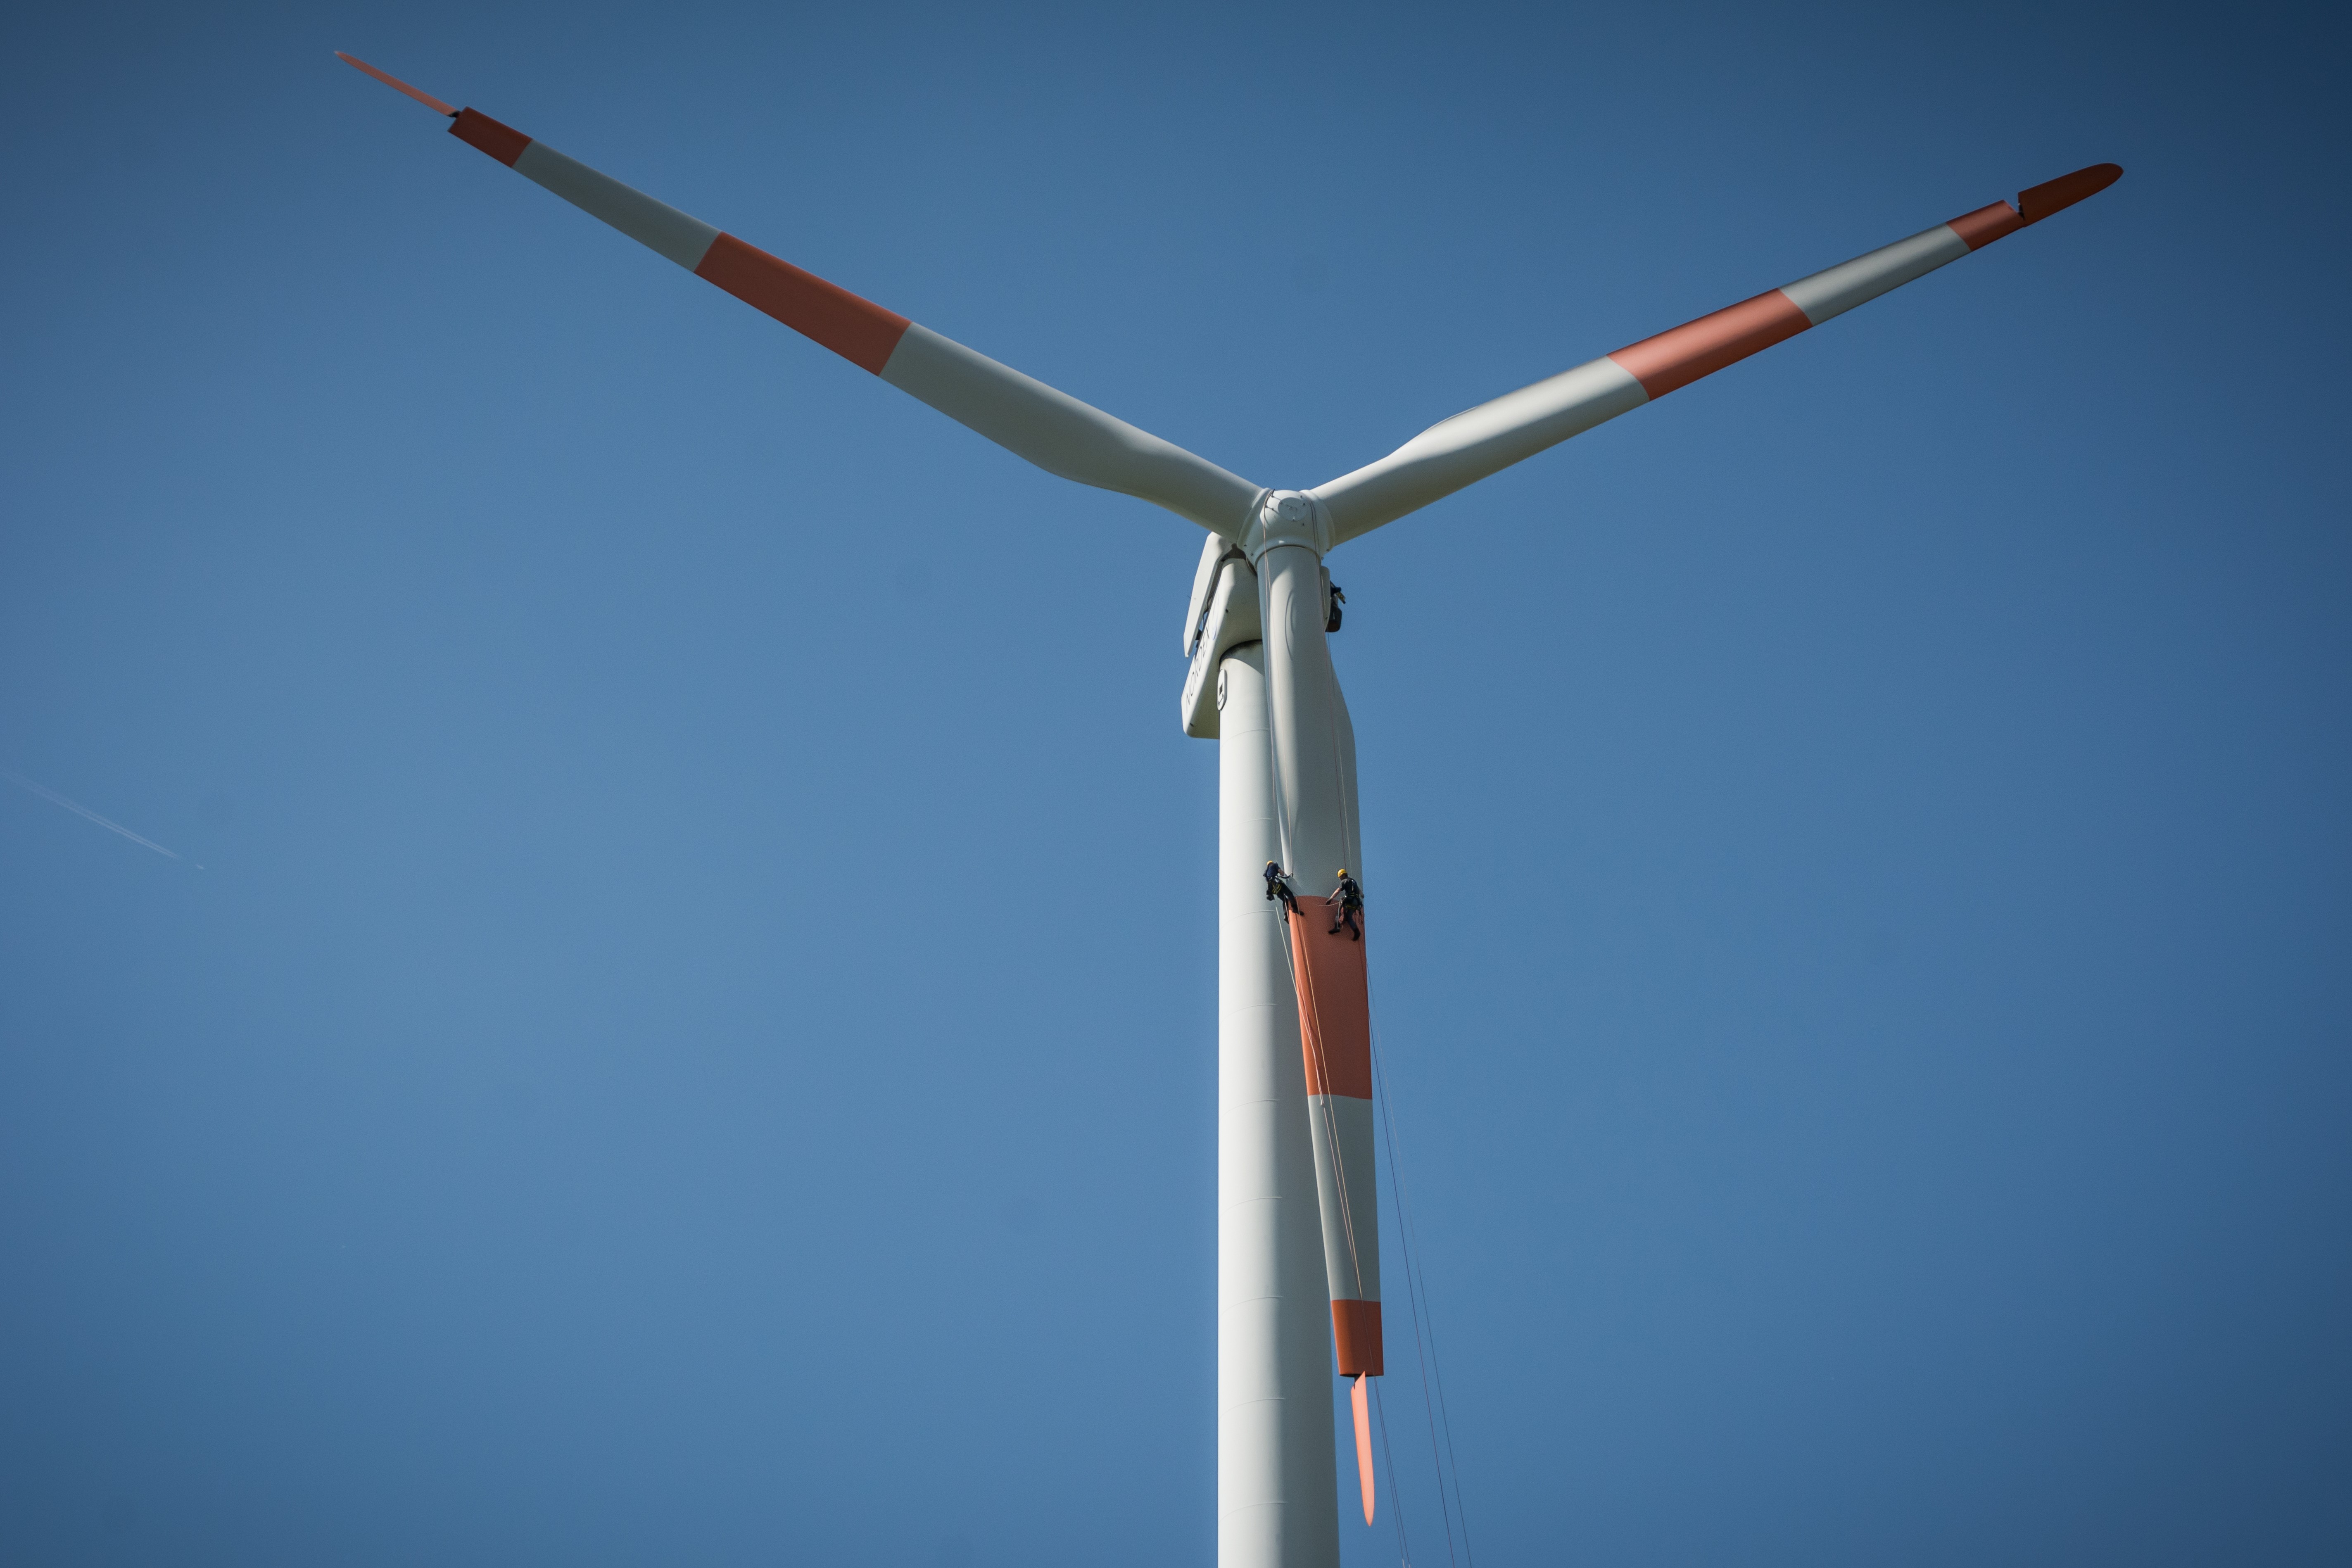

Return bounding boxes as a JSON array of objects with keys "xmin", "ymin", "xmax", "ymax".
[{"xmin": 340, "ymin": 52, "xmax": 2120, "ymax": 1568}]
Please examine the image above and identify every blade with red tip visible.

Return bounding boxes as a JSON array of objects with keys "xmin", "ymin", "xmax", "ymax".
[
  {"xmin": 337, "ymin": 64, "xmax": 1264, "ymax": 540},
  {"xmin": 1311, "ymin": 164, "xmax": 2124, "ymax": 543},
  {"xmin": 1350, "ymin": 1374, "xmax": 1376, "ymax": 1525}
]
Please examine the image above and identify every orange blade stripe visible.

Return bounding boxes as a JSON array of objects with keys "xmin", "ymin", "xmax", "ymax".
[
  {"xmin": 1332, "ymin": 1299, "xmax": 1384, "ymax": 1377},
  {"xmin": 1288, "ymin": 899, "xmax": 1372, "ymax": 1100},
  {"xmin": 695, "ymin": 234, "xmax": 911, "ymax": 375},
  {"xmin": 449, "ymin": 107, "xmax": 531, "ymax": 167},
  {"xmin": 1948, "ymin": 200, "xmax": 2024, "ymax": 251},
  {"xmin": 1608, "ymin": 288, "xmax": 1811, "ymax": 401}
]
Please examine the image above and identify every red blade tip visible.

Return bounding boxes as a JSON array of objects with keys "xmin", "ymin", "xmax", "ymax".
[
  {"xmin": 2018, "ymin": 163, "xmax": 2123, "ymax": 225},
  {"xmin": 1350, "ymin": 1374, "xmax": 1376, "ymax": 1525},
  {"xmin": 335, "ymin": 52, "xmax": 456, "ymax": 117}
]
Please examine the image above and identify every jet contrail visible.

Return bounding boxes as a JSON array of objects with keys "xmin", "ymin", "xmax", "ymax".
[{"xmin": 0, "ymin": 766, "xmax": 188, "ymax": 862}]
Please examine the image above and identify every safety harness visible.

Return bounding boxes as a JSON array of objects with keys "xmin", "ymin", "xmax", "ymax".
[
  {"xmin": 1328, "ymin": 871, "xmax": 1364, "ymax": 941},
  {"xmin": 1263, "ymin": 861, "xmax": 1300, "ymax": 917}
]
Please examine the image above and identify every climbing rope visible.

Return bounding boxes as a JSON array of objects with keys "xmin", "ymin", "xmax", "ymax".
[
  {"xmin": 1372, "ymin": 1375, "xmax": 1414, "ymax": 1566},
  {"xmin": 1370, "ymin": 1006, "xmax": 1476, "ymax": 1568}
]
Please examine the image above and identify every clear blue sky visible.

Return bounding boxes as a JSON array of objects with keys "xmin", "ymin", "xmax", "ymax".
[{"xmin": 3, "ymin": 2, "xmax": 2346, "ymax": 1564}]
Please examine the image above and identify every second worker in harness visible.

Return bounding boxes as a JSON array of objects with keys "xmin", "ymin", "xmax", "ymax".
[{"xmin": 1328, "ymin": 870, "xmax": 1363, "ymax": 941}]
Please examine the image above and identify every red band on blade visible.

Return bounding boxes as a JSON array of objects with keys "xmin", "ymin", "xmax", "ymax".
[
  {"xmin": 695, "ymin": 234, "xmax": 911, "ymax": 375},
  {"xmin": 1333, "ymin": 1300, "xmax": 1383, "ymax": 1377},
  {"xmin": 2019, "ymin": 163, "xmax": 2123, "ymax": 226},
  {"xmin": 335, "ymin": 52, "xmax": 456, "ymax": 117},
  {"xmin": 449, "ymin": 108, "xmax": 530, "ymax": 167},
  {"xmin": 1288, "ymin": 899, "xmax": 1372, "ymax": 1101},
  {"xmin": 1948, "ymin": 201, "xmax": 2024, "ymax": 250},
  {"xmin": 1608, "ymin": 289, "xmax": 1810, "ymax": 401}
]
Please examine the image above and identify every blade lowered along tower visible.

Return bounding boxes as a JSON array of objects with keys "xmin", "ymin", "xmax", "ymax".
[{"xmin": 338, "ymin": 51, "xmax": 2120, "ymax": 1568}]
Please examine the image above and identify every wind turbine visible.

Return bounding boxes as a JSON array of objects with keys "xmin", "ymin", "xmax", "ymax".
[{"xmin": 338, "ymin": 51, "xmax": 2120, "ymax": 1568}]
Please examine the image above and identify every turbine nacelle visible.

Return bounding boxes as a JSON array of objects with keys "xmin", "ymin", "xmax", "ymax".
[{"xmin": 1183, "ymin": 492, "xmax": 1346, "ymax": 739}]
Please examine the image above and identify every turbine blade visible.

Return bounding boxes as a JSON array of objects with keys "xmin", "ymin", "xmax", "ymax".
[
  {"xmin": 346, "ymin": 73, "xmax": 1262, "ymax": 538},
  {"xmin": 1311, "ymin": 164, "xmax": 2124, "ymax": 543}
]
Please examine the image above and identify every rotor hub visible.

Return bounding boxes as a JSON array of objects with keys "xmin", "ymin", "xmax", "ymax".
[{"xmin": 1244, "ymin": 489, "xmax": 1329, "ymax": 561}]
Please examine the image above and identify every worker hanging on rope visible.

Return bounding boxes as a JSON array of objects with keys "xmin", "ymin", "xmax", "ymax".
[
  {"xmin": 1328, "ymin": 870, "xmax": 1364, "ymax": 941},
  {"xmin": 1264, "ymin": 861, "xmax": 1299, "ymax": 919}
]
